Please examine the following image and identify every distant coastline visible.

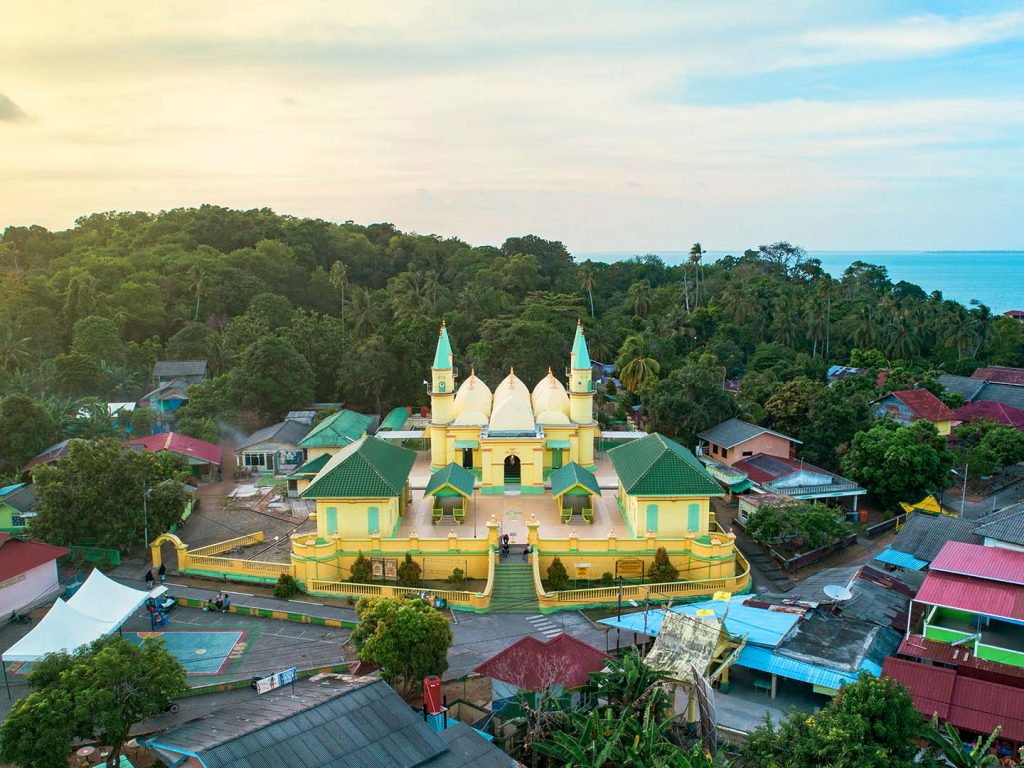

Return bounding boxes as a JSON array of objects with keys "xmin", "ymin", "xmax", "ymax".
[{"xmin": 576, "ymin": 250, "xmax": 1024, "ymax": 314}]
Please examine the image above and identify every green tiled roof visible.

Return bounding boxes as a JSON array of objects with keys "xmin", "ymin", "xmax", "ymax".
[
  {"xmin": 424, "ymin": 462, "xmax": 476, "ymax": 499},
  {"xmin": 377, "ymin": 407, "xmax": 411, "ymax": 432},
  {"xmin": 433, "ymin": 323, "xmax": 453, "ymax": 369},
  {"xmin": 571, "ymin": 322, "xmax": 591, "ymax": 370},
  {"xmin": 284, "ymin": 453, "xmax": 330, "ymax": 479},
  {"xmin": 608, "ymin": 433, "xmax": 723, "ymax": 497},
  {"xmin": 301, "ymin": 436, "xmax": 415, "ymax": 499},
  {"xmin": 299, "ymin": 410, "xmax": 374, "ymax": 448},
  {"xmin": 550, "ymin": 462, "xmax": 600, "ymax": 498}
]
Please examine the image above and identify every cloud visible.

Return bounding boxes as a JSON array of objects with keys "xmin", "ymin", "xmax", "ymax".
[{"xmin": 0, "ymin": 93, "xmax": 26, "ymax": 121}]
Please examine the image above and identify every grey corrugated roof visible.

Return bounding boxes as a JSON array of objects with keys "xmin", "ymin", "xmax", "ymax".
[
  {"xmin": 974, "ymin": 502, "xmax": 1024, "ymax": 547},
  {"xmin": 236, "ymin": 420, "xmax": 312, "ymax": 451},
  {"xmin": 889, "ymin": 513, "xmax": 982, "ymax": 563},
  {"xmin": 149, "ymin": 678, "xmax": 512, "ymax": 768},
  {"xmin": 696, "ymin": 418, "xmax": 800, "ymax": 449},
  {"xmin": 975, "ymin": 382, "xmax": 1024, "ymax": 411},
  {"xmin": 154, "ymin": 360, "xmax": 207, "ymax": 378},
  {"xmin": 2, "ymin": 484, "xmax": 36, "ymax": 514},
  {"xmin": 937, "ymin": 374, "xmax": 987, "ymax": 402}
]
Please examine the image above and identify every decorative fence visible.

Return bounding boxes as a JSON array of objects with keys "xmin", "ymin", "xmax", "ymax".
[
  {"xmin": 189, "ymin": 532, "xmax": 265, "ymax": 557},
  {"xmin": 68, "ymin": 544, "xmax": 121, "ymax": 566}
]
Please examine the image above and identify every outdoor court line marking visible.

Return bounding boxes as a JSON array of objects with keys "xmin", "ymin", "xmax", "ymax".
[{"xmin": 291, "ymin": 599, "xmax": 325, "ymax": 606}]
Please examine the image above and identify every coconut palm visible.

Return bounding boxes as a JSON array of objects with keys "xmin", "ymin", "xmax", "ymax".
[
  {"xmin": 346, "ymin": 286, "xmax": 377, "ymax": 341},
  {"xmin": 578, "ymin": 264, "xmax": 597, "ymax": 317},
  {"xmin": 688, "ymin": 242, "xmax": 704, "ymax": 308},
  {"xmin": 328, "ymin": 260, "xmax": 348, "ymax": 329},
  {"xmin": 0, "ymin": 326, "xmax": 31, "ymax": 373},
  {"xmin": 626, "ymin": 280, "xmax": 653, "ymax": 317},
  {"xmin": 617, "ymin": 335, "xmax": 661, "ymax": 392}
]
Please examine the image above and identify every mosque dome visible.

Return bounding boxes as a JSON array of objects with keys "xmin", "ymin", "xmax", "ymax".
[
  {"xmin": 532, "ymin": 368, "xmax": 571, "ymax": 424},
  {"xmin": 489, "ymin": 369, "xmax": 536, "ymax": 432},
  {"xmin": 453, "ymin": 371, "xmax": 492, "ymax": 420}
]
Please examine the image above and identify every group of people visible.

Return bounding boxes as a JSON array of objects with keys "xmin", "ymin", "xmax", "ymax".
[
  {"xmin": 205, "ymin": 593, "xmax": 232, "ymax": 613},
  {"xmin": 143, "ymin": 564, "xmax": 167, "ymax": 587},
  {"xmin": 500, "ymin": 534, "xmax": 531, "ymax": 560}
]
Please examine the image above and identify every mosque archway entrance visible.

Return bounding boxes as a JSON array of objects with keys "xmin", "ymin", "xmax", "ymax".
[{"xmin": 504, "ymin": 455, "xmax": 521, "ymax": 484}]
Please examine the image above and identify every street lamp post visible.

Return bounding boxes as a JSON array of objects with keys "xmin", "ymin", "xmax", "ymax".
[
  {"xmin": 951, "ymin": 464, "xmax": 968, "ymax": 517},
  {"xmin": 143, "ymin": 483, "xmax": 150, "ymax": 550}
]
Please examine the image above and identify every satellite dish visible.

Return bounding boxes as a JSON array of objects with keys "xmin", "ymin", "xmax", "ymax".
[{"xmin": 823, "ymin": 585, "xmax": 853, "ymax": 602}]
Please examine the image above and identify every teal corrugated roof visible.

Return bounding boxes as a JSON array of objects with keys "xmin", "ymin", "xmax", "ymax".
[
  {"xmin": 550, "ymin": 462, "xmax": 600, "ymax": 498},
  {"xmin": 571, "ymin": 322, "xmax": 591, "ymax": 370},
  {"xmin": 298, "ymin": 410, "xmax": 374, "ymax": 448},
  {"xmin": 608, "ymin": 433, "xmax": 723, "ymax": 496},
  {"xmin": 301, "ymin": 436, "xmax": 415, "ymax": 499},
  {"xmin": 377, "ymin": 407, "xmax": 410, "ymax": 432},
  {"xmin": 874, "ymin": 548, "xmax": 928, "ymax": 571},
  {"xmin": 433, "ymin": 323, "xmax": 453, "ymax": 369},
  {"xmin": 424, "ymin": 462, "xmax": 476, "ymax": 498},
  {"xmin": 0, "ymin": 483, "xmax": 26, "ymax": 497},
  {"xmin": 284, "ymin": 453, "xmax": 330, "ymax": 479}
]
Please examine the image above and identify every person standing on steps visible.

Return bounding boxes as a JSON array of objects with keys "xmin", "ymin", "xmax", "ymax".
[
  {"xmin": 158, "ymin": 563, "xmax": 167, "ymax": 583},
  {"xmin": 144, "ymin": 569, "xmax": 155, "ymax": 588}
]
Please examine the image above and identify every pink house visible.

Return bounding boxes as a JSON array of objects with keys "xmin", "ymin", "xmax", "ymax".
[
  {"xmin": 696, "ymin": 418, "xmax": 800, "ymax": 467},
  {"xmin": 0, "ymin": 533, "xmax": 69, "ymax": 617}
]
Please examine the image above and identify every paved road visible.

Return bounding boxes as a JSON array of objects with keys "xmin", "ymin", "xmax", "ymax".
[{"xmin": 942, "ymin": 478, "xmax": 1024, "ymax": 520}]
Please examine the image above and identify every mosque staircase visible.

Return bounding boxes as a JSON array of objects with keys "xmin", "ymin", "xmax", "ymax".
[{"xmin": 489, "ymin": 563, "xmax": 539, "ymax": 613}]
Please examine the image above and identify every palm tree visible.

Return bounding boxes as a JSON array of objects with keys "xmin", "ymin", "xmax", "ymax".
[
  {"xmin": 626, "ymin": 281, "xmax": 653, "ymax": 317},
  {"xmin": 887, "ymin": 311, "xmax": 918, "ymax": 360},
  {"xmin": 186, "ymin": 264, "xmax": 204, "ymax": 322},
  {"xmin": 941, "ymin": 305, "xmax": 978, "ymax": 360},
  {"xmin": 328, "ymin": 260, "xmax": 348, "ymax": 329},
  {"xmin": 617, "ymin": 335, "xmax": 661, "ymax": 392},
  {"xmin": 346, "ymin": 287, "xmax": 376, "ymax": 341},
  {"xmin": 0, "ymin": 327, "xmax": 31, "ymax": 373},
  {"xmin": 688, "ymin": 242, "xmax": 704, "ymax": 308},
  {"xmin": 851, "ymin": 305, "xmax": 879, "ymax": 350},
  {"xmin": 578, "ymin": 264, "xmax": 597, "ymax": 317}
]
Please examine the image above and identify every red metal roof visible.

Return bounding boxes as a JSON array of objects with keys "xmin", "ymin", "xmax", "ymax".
[
  {"xmin": 929, "ymin": 541, "xmax": 1024, "ymax": 586},
  {"xmin": 128, "ymin": 432, "xmax": 222, "ymax": 466},
  {"xmin": 899, "ymin": 635, "xmax": 1024, "ymax": 687},
  {"xmin": 23, "ymin": 439, "xmax": 74, "ymax": 471},
  {"xmin": 886, "ymin": 657, "xmax": 1024, "ymax": 742},
  {"xmin": 915, "ymin": 570, "xmax": 1024, "ymax": 622},
  {"xmin": 883, "ymin": 657, "xmax": 955, "ymax": 719},
  {"xmin": 887, "ymin": 389, "xmax": 958, "ymax": 422},
  {"xmin": 954, "ymin": 400, "xmax": 1024, "ymax": 429},
  {"xmin": 0, "ymin": 536, "xmax": 69, "ymax": 582},
  {"xmin": 1004, "ymin": 310, "xmax": 1024, "ymax": 319},
  {"xmin": 474, "ymin": 632, "xmax": 609, "ymax": 690},
  {"xmin": 730, "ymin": 454, "xmax": 831, "ymax": 484},
  {"xmin": 972, "ymin": 366, "xmax": 1024, "ymax": 385}
]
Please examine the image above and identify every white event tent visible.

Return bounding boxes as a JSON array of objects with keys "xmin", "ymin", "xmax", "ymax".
[{"xmin": 2, "ymin": 570, "xmax": 166, "ymax": 667}]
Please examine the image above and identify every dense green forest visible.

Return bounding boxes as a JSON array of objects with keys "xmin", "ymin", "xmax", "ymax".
[{"xmin": 0, "ymin": 206, "xmax": 1021, "ymax": 475}]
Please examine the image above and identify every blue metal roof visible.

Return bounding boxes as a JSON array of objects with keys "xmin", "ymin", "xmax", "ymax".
[
  {"xmin": 738, "ymin": 645, "xmax": 861, "ymax": 691},
  {"xmin": 599, "ymin": 596, "xmax": 801, "ymax": 648},
  {"xmin": 873, "ymin": 548, "xmax": 928, "ymax": 571},
  {"xmin": 0, "ymin": 482, "xmax": 26, "ymax": 497}
]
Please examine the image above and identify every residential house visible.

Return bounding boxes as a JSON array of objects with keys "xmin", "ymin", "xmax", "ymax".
[
  {"xmin": 283, "ymin": 453, "xmax": 329, "ymax": 498},
  {"xmin": 736, "ymin": 493, "xmax": 796, "ymax": 529},
  {"xmin": 0, "ymin": 484, "xmax": 37, "ymax": 533},
  {"xmin": 874, "ymin": 388, "xmax": 958, "ymax": 436},
  {"xmin": 142, "ymin": 676, "xmax": 515, "ymax": 768},
  {"xmin": 912, "ymin": 541, "xmax": 1024, "ymax": 668},
  {"xmin": 128, "ymin": 432, "xmax": 222, "ymax": 481},
  {"xmin": 940, "ymin": 372, "xmax": 1024, "ymax": 413},
  {"xmin": 696, "ymin": 418, "xmax": 800, "ymax": 467},
  {"xmin": 138, "ymin": 378, "xmax": 192, "ymax": 429},
  {"xmin": 973, "ymin": 502, "xmax": 1024, "ymax": 552},
  {"xmin": 298, "ymin": 409, "xmax": 376, "ymax": 462},
  {"xmin": 826, "ymin": 365, "xmax": 866, "ymax": 384},
  {"xmin": 152, "ymin": 359, "xmax": 207, "ymax": 388},
  {"xmin": 0, "ymin": 533, "xmax": 69, "ymax": 617},
  {"xmin": 885, "ymin": 635, "xmax": 1024, "ymax": 748},
  {"xmin": 23, "ymin": 439, "xmax": 77, "ymax": 474},
  {"xmin": 301, "ymin": 436, "xmax": 416, "ymax": 538},
  {"xmin": 938, "ymin": 374, "xmax": 988, "ymax": 403},
  {"xmin": 608, "ymin": 432, "xmax": 724, "ymax": 538},
  {"xmin": 972, "ymin": 366, "xmax": 1024, "ymax": 385},
  {"xmin": 284, "ymin": 410, "xmax": 316, "ymax": 426},
  {"xmin": 954, "ymin": 400, "xmax": 1024, "ymax": 429},
  {"xmin": 235, "ymin": 419, "xmax": 311, "ymax": 474},
  {"xmin": 730, "ymin": 454, "xmax": 866, "ymax": 515},
  {"xmin": 874, "ymin": 512, "xmax": 984, "ymax": 571},
  {"xmin": 1004, "ymin": 310, "xmax": 1024, "ymax": 322},
  {"xmin": 474, "ymin": 632, "xmax": 608, "ymax": 715}
]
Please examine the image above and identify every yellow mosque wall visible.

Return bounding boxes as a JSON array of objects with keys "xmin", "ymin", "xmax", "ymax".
[{"xmin": 314, "ymin": 491, "xmax": 407, "ymax": 539}]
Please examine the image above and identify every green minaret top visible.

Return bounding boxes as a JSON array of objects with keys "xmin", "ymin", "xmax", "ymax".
[
  {"xmin": 433, "ymin": 321, "xmax": 453, "ymax": 369},
  {"xmin": 571, "ymin": 320, "xmax": 591, "ymax": 370}
]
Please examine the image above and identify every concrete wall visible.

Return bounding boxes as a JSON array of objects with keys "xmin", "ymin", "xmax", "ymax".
[
  {"xmin": 709, "ymin": 433, "xmax": 793, "ymax": 466},
  {"xmin": 315, "ymin": 495, "xmax": 403, "ymax": 538},
  {"xmin": 620, "ymin": 486, "xmax": 711, "ymax": 538},
  {"xmin": 0, "ymin": 560, "xmax": 60, "ymax": 616}
]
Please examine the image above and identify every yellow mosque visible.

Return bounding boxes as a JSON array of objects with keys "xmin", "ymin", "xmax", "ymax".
[{"xmin": 427, "ymin": 321, "xmax": 598, "ymax": 494}]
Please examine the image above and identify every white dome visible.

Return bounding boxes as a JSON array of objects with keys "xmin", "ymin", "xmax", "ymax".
[
  {"xmin": 532, "ymin": 369, "xmax": 571, "ymax": 422},
  {"xmin": 453, "ymin": 410, "xmax": 489, "ymax": 426},
  {"xmin": 489, "ymin": 369, "xmax": 536, "ymax": 432},
  {"xmin": 453, "ymin": 372, "xmax": 492, "ymax": 420}
]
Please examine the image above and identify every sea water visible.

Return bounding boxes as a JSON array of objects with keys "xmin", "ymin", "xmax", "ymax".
[{"xmin": 576, "ymin": 250, "xmax": 1024, "ymax": 314}]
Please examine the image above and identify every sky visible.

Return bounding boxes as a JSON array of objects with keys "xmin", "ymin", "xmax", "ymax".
[{"xmin": 2, "ymin": 1, "xmax": 1024, "ymax": 252}]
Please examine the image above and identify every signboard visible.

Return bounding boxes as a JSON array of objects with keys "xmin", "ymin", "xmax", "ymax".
[
  {"xmin": 616, "ymin": 559, "xmax": 644, "ymax": 579},
  {"xmin": 383, "ymin": 558, "xmax": 398, "ymax": 581},
  {"xmin": 574, "ymin": 562, "xmax": 591, "ymax": 579},
  {"xmin": 254, "ymin": 667, "xmax": 297, "ymax": 695},
  {"xmin": 371, "ymin": 558, "xmax": 384, "ymax": 580},
  {"xmin": 690, "ymin": 662, "xmax": 718, "ymax": 757}
]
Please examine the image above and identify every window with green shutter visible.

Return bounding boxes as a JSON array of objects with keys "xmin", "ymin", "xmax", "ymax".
[
  {"xmin": 326, "ymin": 506, "xmax": 338, "ymax": 534},
  {"xmin": 688, "ymin": 503, "xmax": 700, "ymax": 532}
]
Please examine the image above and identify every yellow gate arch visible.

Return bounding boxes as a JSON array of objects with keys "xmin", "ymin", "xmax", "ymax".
[{"xmin": 150, "ymin": 532, "xmax": 188, "ymax": 570}]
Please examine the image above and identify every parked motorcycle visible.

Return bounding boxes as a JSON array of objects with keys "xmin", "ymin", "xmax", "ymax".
[{"xmin": 7, "ymin": 611, "xmax": 32, "ymax": 625}]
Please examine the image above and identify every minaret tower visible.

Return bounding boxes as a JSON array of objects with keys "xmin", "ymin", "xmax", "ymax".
[
  {"xmin": 429, "ymin": 321, "xmax": 455, "ymax": 468},
  {"xmin": 568, "ymin": 320, "xmax": 596, "ymax": 467}
]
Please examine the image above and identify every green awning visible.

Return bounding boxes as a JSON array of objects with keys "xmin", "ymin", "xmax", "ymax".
[
  {"xmin": 729, "ymin": 479, "xmax": 753, "ymax": 493},
  {"xmin": 546, "ymin": 440, "xmax": 571, "ymax": 449},
  {"xmin": 550, "ymin": 462, "xmax": 600, "ymax": 498},
  {"xmin": 454, "ymin": 439, "xmax": 479, "ymax": 449},
  {"xmin": 285, "ymin": 452, "xmax": 330, "ymax": 480},
  {"xmin": 425, "ymin": 462, "xmax": 476, "ymax": 499}
]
